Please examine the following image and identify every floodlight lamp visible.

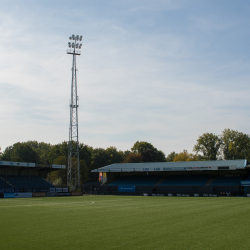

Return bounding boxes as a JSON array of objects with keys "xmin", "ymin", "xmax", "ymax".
[
  {"xmin": 69, "ymin": 37, "xmax": 72, "ymax": 40},
  {"xmin": 72, "ymin": 34, "xmax": 75, "ymax": 39},
  {"xmin": 80, "ymin": 36, "xmax": 82, "ymax": 41},
  {"xmin": 76, "ymin": 44, "xmax": 79, "ymax": 49},
  {"xmin": 76, "ymin": 35, "xmax": 79, "ymax": 40}
]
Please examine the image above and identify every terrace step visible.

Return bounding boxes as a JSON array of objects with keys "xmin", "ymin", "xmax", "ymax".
[
  {"xmin": 155, "ymin": 178, "xmax": 164, "ymax": 186},
  {"xmin": 205, "ymin": 178, "xmax": 215, "ymax": 186},
  {"xmin": 0, "ymin": 176, "xmax": 13, "ymax": 187}
]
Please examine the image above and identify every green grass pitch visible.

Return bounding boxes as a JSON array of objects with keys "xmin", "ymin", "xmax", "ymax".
[{"xmin": 1, "ymin": 195, "xmax": 250, "ymax": 250}]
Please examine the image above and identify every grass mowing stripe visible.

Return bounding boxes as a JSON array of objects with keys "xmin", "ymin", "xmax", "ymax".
[{"xmin": 1, "ymin": 196, "xmax": 250, "ymax": 250}]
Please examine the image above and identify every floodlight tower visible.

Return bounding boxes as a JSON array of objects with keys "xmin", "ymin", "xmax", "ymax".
[{"xmin": 67, "ymin": 34, "xmax": 82, "ymax": 190}]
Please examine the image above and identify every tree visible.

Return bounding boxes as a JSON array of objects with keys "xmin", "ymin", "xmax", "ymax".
[
  {"xmin": 48, "ymin": 156, "xmax": 67, "ymax": 186},
  {"xmin": 193, "ymin": 133, "xmax": 221, "ymax": 160},
  {"xmin": 221, "ymin": 129, "xmax": 250, "ymax": 160},
  {"xmin": 1, "ymin": 146, "xmax": 13, "ymax": 161},
  {"xmin": 140, "ymin": 149, "xmax": 158, "ymax": 162},
  {"xmin": 25, "ymin": 141, "xmax": 52, "ymax": 164},
  {"xmin": 173, "ymin": 150, "xmax": 198, "ymax": 162},
  {"xmin": 80, "ymin": 159, "xmax": 89, "ymax": 184},
  {"xmin": 156, "ymin": 150, "xmax": 166, "ymax": 162},
  {"xmin": 2, "ymin": 142, "xmax": 39, "ymax": 163},
  {"xmin": 105, "ymin": 146, "xmax": 124, "ymax": 165},
  {"xmin": 123, "ymin": 153, "xmax": 143, "ymax": 163},
  {"xmin": 79, "ymin": 143, "xmax": 93, "ymax": 167},
  {"xmin": 166, "ymin": 151, "xmax": 178, "ymax": 162},
  {"xmin": 47, "ymin": 144, "xmax": 62, "ymax": 164},
  {"xmin": 131, "ymin": 141, "xmax": 155, "ymax": 153},
  {"xmin": 131, "ymin": 141, "xmax": 166, "ymax": 162}
]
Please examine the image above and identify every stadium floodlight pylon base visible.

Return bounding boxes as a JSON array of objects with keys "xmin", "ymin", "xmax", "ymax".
[{"xmin": 67, "ymin": 34, "xmax": 82, "ymax": 190}]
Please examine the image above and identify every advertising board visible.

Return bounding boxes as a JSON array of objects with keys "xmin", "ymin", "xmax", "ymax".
[
  {"xmin": 51, "ymin": 164, "xmax": 66, "ymax": 169},
  {"xmin": 194, "ymin": 194, "xmax": 199, "ymax": 197},
  {"xmin": 71, "ymin": 191, "xmax": 82, "ymax": 196},
  {"xmin": 50, "ymin": 188, "xmax": 56, "ymax": 192},
  {"xmin": 168, "ymin": 193, "xmax": 173, "ymax": 196},
  {"xmin": 32, "ymin": 192, "xmax": 47, "ymax": 197},
  {"xmin": 4, "ymin": 193, "xmax": 15, "ymax": 198},
  {"xmin": 58, "ymin": 192, "xmax": 71, "ymax": 196},
  {"xmin": 15, "ymin": 193, "xmax": 32, "ymax": 198},
  {"xmin": 0, "ymin": 161, "xmax": 35, "ymax": 167},
  {"xmin": 118, "ymin": 186, "xmax": 135, "ymax": 192},
  {"xmin": 47, "ymin": 192, "xmax": 57, "ymax": 197},
  {"xmin": 40, "ymin": 188, "xmax": 48, "ymax": 192},
  {"xmin": 6, "ymin": 188, "xmax": 14, "ymax": 193},
  {"xmin": 63, "ymin": 187, "xmax": 69, "ymax": 192},
  {"xmin": 241, "ymin": 181, "xmax": 250, "ymax": 186},
  {"xmin": 24, "ymin": 188, "xmax": 32, "ymax": 192},
  {"xmin": 56, "ymin": 188, "xmax": 62, "ymax": 192},
  {"xmin": 0, "ymin": 188, "xmax": 5, "ymax": 193}
]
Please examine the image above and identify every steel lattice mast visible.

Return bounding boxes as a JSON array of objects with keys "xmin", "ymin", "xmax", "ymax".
[{"xmin": 67, "ymin": 34, "xmax": 82, "ymax": 190}]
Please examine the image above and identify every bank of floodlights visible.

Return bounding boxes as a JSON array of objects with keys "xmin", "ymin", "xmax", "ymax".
[{"xmin": 68, "ymin": 34, "xmax": 82, "ymax": 49}]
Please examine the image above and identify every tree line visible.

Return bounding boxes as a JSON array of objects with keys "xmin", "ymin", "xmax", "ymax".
[
  {"xmin": 0, "ymin": 140, "xmax": 165, "ymax": 184},
  {"xmin": 1, "ymin": 128, "xmax": 250, "ymax": 184}
]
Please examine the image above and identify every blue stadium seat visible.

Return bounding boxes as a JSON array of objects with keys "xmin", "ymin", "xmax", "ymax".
[
  {"xmin": 5, "ymin": 175, "xmax": 55, "ymax": 189},
  {"xmin": 211, "ymin": 176, "xmax": 241, "ymax": 186},
  {"xmin": 0, "ymin": 177, "xmax": 12, "ymax": 189},
  {"xmin": 159, "ymin": 175, "xmax": 210, "ymax": 186},
  {"xmin": 109, "ymin": 176, "xmax": 160, "ymax": 186}
]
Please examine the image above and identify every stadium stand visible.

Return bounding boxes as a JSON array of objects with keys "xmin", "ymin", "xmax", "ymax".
[
  {"xmin": 159, "ymin": 175, "xmax": 211, "ymax": 186},
  {"xmin": 0, "ymin": 177, "xmax": 12, "ymax": 189},
  {"xmin": 211, "ymin": 176, "xmax": 242, "ymax": 186},
  {"xmin": 109, "ymin": 176, "xmax": 160, "ymax": 186},
  {"xmin": 4, "ymin": 175, "xmax": 55, "ymax": 189}
]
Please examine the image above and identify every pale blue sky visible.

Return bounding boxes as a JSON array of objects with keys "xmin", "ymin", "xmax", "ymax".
[{"xmin": 1, "ymin": 0, "xmax": 250, "ymax": 156}]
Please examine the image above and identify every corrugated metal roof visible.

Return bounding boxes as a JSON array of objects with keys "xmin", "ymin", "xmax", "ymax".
[{"xmin": 91, "ymin": 159, "xmax": 247, "ymax": 173}]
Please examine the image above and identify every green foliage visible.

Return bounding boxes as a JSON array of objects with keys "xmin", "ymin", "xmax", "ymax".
[
  {"xmin": 48, "ymin": 156, "xmax": 68, "ymax": 185},
  {"xmin": 173, "ymin": 150, "xmax": 198, "ymax": 162},
  {"xmin": 156, "ymin": 150, "xmax": 166, "ymax": 162},
  {"xmin": 105, "ymin": 146, "xmax": 124, "ymax": 165},
  {"xmin": 123, "ymin": 153, "xmax": 143, "ymax": 163},
  {"xmin": 193, "ymin": 133, "xmax": 221, "ymax": 160},
  {"xmin": 1, "ymin": 142, "xmax": 39, "ymax": 163},
  {"xmin": 166, "ymin": 151, "xmax": 178, "ymax": 162},
  {"xmin": 79, "ymin": 143, "xmax": 93, "ymax": 167},
  {"xmin": 80, "ymin": 159, "xmax": 89, "ymax": 184},
  {"xmin": 221, "ymin": 129, "xmax": 250, "ymax": 160},
  {"xmin": 131, "ymin": 141, "xmax": 166, "ymax": 162},
  {"xmin": 131, "ymin": 141, "xmax": 155, "ymax": 153},
  {"xmin": 47, "ymin": 141, "xmax": 68, "ymax": 164}
]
